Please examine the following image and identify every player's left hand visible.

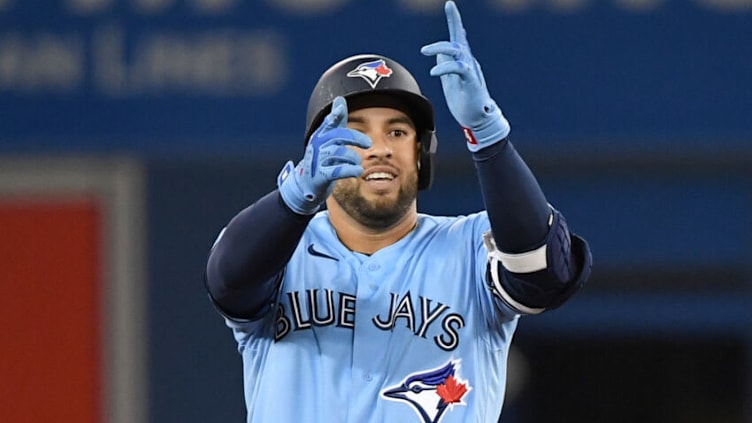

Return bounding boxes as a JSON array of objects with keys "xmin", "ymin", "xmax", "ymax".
[{"xmin": 421, "ymin": 0, "xmax": 510, "ymax": 152}]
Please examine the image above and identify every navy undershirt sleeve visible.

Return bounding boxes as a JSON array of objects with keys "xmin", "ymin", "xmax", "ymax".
[
  {"xmin": 205, "ymin": 190, "xmax": 312, "ymax": 318},
  {"xmin": 472, "ymin": 139, "xmax": 551, "ymax": 253}
]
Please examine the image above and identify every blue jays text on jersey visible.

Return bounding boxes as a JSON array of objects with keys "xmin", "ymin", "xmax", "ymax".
[
  {"xmin": 274, "ymin": 288, "xmax": 466, "ymax": 351},
  {"xmin": 221, "ymin": 211, "xmax": 539, "ymax": 423}
]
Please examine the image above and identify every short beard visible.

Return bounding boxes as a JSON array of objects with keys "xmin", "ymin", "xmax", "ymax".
[{"xmin": 331, "ymin": 174, "xmax": 418, "ymax": 230}]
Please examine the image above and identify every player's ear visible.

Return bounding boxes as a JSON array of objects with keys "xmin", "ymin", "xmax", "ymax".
[{"xmin": 416, "ymin": 141, "xmax": 422, "ymax": 169}]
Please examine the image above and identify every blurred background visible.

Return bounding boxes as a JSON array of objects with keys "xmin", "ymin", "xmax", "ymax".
[{"xmin": 1, "ymin": 0, "xmax": 751, "ymax": 422}]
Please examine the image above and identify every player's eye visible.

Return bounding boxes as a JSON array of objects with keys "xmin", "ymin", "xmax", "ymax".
[{"xmin": 389, "ymin": 129, "xmax": 408, "ymax": 138}]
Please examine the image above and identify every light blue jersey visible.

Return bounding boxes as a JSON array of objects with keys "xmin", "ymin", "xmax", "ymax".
[{"xmin": 226, "ymin": 211, "xmax": 522, "ymax": 423}]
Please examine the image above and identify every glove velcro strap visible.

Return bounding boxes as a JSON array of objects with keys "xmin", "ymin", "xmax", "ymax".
[
  {"xmin": 461, "ymin": 105, "xmax": 511, "ymax": 152},
  {"xmin": 277, "ymin": 161, "xmax": 321, "ymax": 215}
]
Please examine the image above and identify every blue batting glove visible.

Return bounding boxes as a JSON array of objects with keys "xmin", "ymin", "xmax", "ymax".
[
  {"xmin": 421, "ymin": 0, "xmax": 510, "ymax": 152},
  {"xmin": 277, "ymin": 96, "xmax": 372, "ymax": 215}
]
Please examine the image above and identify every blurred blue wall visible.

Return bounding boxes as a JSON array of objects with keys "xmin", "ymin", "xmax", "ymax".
[{"xmin": 2, "ymin": 0, "xmax": 751, "ymax": 153}]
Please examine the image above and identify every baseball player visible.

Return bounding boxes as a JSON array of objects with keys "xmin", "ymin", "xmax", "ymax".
[{"xmin": 205, "ymin": 1, "xmax": 592, "ymax": 422}]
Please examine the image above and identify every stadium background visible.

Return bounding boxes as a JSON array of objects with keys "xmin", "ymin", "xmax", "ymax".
[{"xmin": 1, "ymin": 0, "xmax": 751, "ymax": 421}]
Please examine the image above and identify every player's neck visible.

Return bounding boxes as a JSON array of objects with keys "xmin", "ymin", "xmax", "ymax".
[{"xmin": 327, "ymin": 200, "xmax": 418, "ymax": 255}]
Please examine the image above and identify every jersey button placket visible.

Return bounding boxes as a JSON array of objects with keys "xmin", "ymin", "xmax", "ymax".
[
  {"xmin": 358, "ymin": 261, "xmax": 381, "ymax": 295},
  {"xmin": 367, "ymin": 263, "xmax": 380, "ymax": 290},
  {"xmin": 352, "ymin": 260, "xmax": 382, "ymax": 390}
]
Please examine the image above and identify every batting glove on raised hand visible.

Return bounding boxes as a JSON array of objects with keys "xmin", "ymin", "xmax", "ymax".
[
  {"xmin": 278, "ymin": 96, "xmax": 372, "ymax": 215},
  {"xmin": 421, "ymin": 0, "xmax": 510, "ymax": 152}
]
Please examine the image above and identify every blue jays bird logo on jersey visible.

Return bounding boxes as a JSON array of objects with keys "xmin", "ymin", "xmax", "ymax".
[
  {"xmin": 346, "ymin": 59, "xmax": 393, "ymax": 88},
  {"xmin": 382, "ymin": 359, "xmax": 471, "ymax": 423}
]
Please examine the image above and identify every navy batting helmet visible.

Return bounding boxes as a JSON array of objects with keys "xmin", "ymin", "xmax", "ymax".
[{"xmin": 305, "ymin": 54, "xmax": 438, "ymax": 190}]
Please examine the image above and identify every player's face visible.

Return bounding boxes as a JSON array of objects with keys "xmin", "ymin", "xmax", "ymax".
[{"xmin": 330, "ymin": 106, "xmax": 419, "ymax": 229}]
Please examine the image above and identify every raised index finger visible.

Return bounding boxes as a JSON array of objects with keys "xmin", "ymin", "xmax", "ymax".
[
  {"xmin": 445, "ymin": 1, "xmax": 467, "ymax": 44},
  {"xmin": 328, "ymin": 96, "xmax": 349, "ymax": 128}
]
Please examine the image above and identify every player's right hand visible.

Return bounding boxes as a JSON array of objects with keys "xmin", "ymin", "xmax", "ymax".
[{"xmin": 277, "ymin": 96, "xmax": 372, "ymax": 215}]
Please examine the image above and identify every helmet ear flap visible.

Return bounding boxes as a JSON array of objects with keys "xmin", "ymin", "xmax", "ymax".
[{"xmin": 417, "ymin": 129, "xmax": 437, "ymax": 190}]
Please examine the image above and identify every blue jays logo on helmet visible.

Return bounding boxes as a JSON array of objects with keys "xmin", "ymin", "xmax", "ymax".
[
  {"xmin": 346, "ymin": 59, "xmax": 393, "ymax": 89},
  {"xmin": 382, "ymin": 359, "xmax": 471, "ymax": 423}
]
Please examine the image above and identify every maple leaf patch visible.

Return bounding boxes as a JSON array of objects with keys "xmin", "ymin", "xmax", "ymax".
[{"xmin": 437, "ymin": 375, "xmax": 468, "ymax": 404}]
